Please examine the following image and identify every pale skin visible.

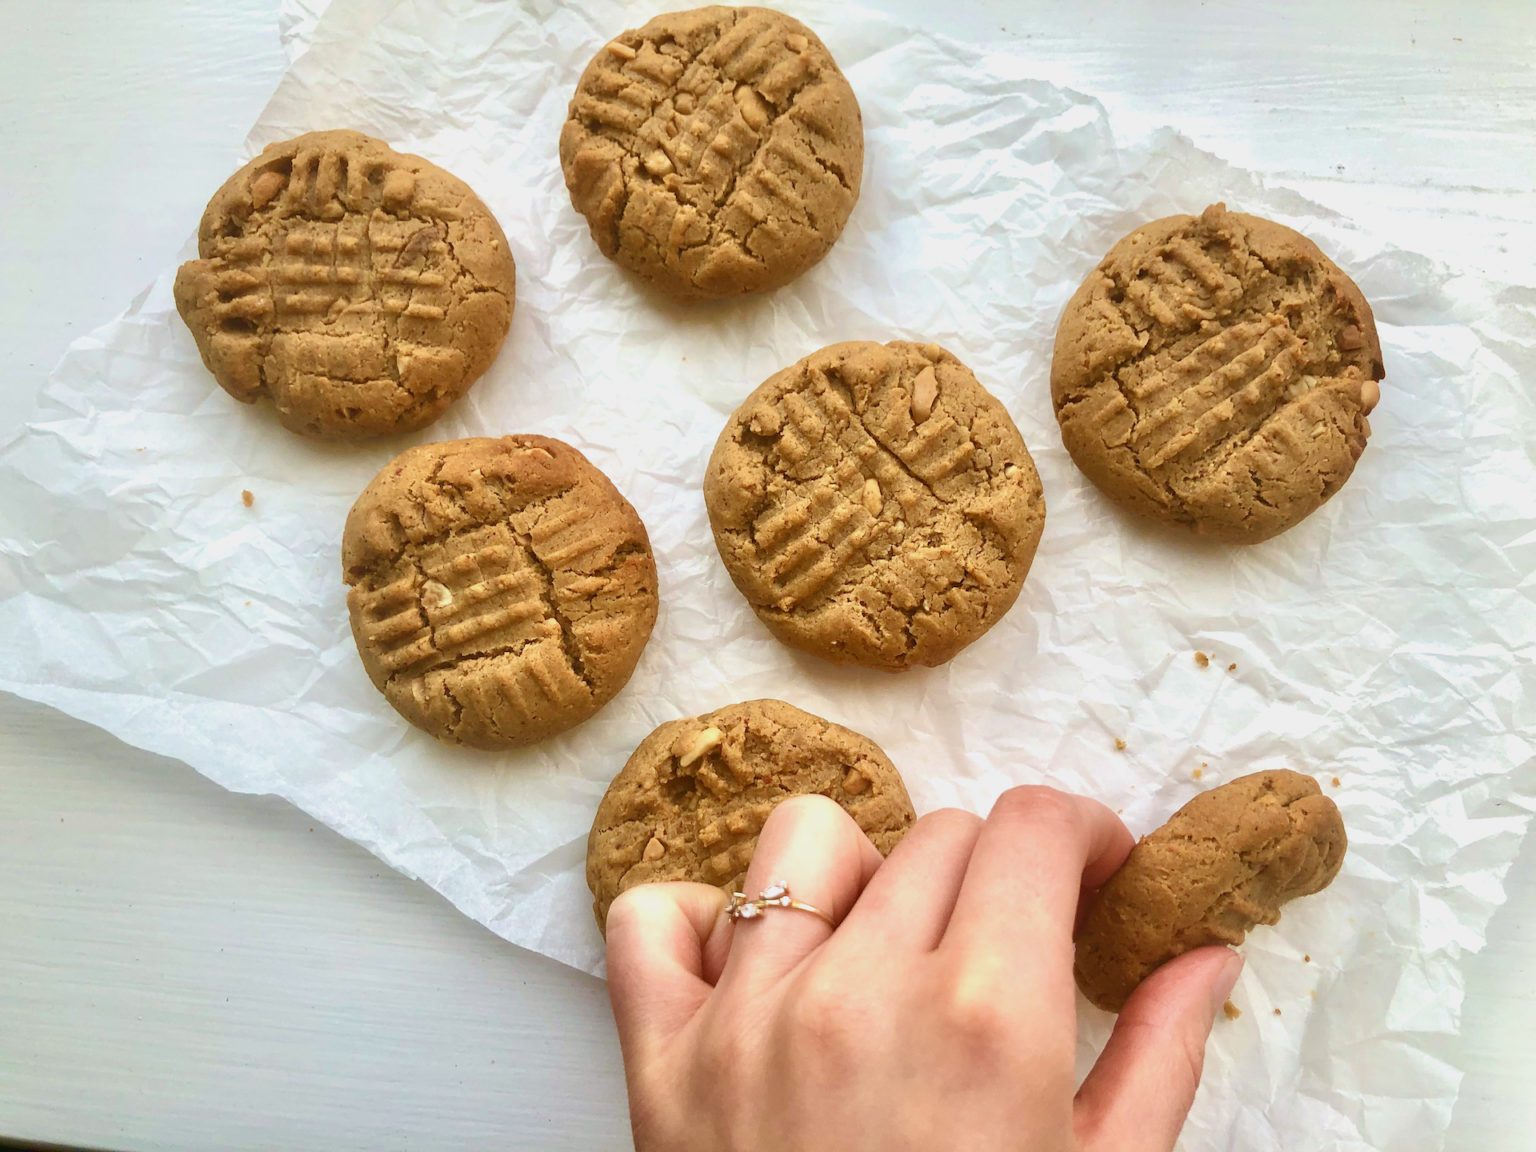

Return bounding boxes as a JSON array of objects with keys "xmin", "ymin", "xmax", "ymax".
[{"xmin": 605, "ymin": 787, "xmax": 1244, "ymax": 1152}]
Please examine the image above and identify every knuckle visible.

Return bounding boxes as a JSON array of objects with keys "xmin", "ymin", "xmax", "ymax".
[
  {"xmin": 758, "ymin": 793, "xmax": 847, "ymax": 847},
  {"xmin": 700, "ymin": 1012, "xmax": 756, "ymax": 1083},
  {"xmin": 935, "ymin": 953, "xmax": 1078, "ymax": 1090},
  {"xmin": 992, "ymin": 784, "xmax": 1080, "ymax": 831},
  {"xmin": 1174, "ymin": 1023, "xmax": 1208, "ymax": 1092},
  {"xmin": 603, "ymin": 883, "xmax": 653, "ymax": 933},
  {"xmin": 938, "ymin": 953, "xmax": 1016, "ymax": 1052},
  {"xmin": 772, "ymin": 792, "xmax": 842, "ymax": 824},
  {"xmin": 601, "ymin": 888, "xmax": 654, "ymax": 956},
  {"xmin": 1119, "ymin": 1015, "xmax": 1207, "ymax": 1097},
  {"xmin": 785, "ymin": 962, "xmax": 863, "ymax": 1054},
  {"xmin": 918, "ymin": 807, "xmax": 984, "ymax": 837},
  {"xmin": 630, "ymin": 1094, "xmax": 687, "ymax": 1152}
]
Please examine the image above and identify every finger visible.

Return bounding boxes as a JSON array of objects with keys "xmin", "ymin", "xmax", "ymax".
[
  {"xmin": 943, "ymin": 787, "xmax": 1133, "ymax": 988},
  {"xmin": 1075, "ymin": 947, "xmax": 1244, "ymax": 1152},
  {"xmin": 605, "ymin": 881, "xmax": 730, "ymax": 1062},
  {"xmin": 1074, "ymin": 834, "xmax": 1136, "ymax": 936},
  {"xmin": 830, "ymin": 808, "xmax": 982, "ymax": 954},
  {"xmin": 715, "ymin": 795, "xmax": 882, "ymax": 993}
]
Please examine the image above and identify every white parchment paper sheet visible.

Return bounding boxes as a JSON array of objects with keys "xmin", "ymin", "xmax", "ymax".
[{"xmin": 3, "ymin": 1, "xmax": 1534, "ymax": 1148}]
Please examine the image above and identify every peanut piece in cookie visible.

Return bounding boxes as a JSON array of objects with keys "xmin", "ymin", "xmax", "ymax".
[
  {"xmin": 911, "ymin": 366, "xmax": 939, "ymax": 423},
  {"xmin": 677, "ymin": 726, "xmax": 725, "ymax": 768}
]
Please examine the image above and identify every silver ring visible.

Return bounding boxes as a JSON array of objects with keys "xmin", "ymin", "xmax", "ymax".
[{"xmin": 726, "ymin": 879, "xmax": 835, "ymax": 928}]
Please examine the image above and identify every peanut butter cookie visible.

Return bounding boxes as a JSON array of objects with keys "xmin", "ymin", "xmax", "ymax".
[
  {"xmin": 559, "ymin": 6, "xmax": 863, "ymax": 302},
  {"xmin": 175, "ymin": 130, "xmax": 516, "ymax": 438},
  {"xmin": 586, "ymin": 698, "xmax": 915, "ymax": 929},
  {"xmin": 342, "ymin": 436, "xmax": 657, "ymax": 748},
  {"xmin": 1074, "ymin": 769, "xmax": 1347, "ymax": 1012},
  {"xmin": 1052, "ymin": 204, "xmax": 1384, "ymax": 543},
  {"xmin": 704, "ymin": 340, "xmax": 1045, "ymax": 670}
]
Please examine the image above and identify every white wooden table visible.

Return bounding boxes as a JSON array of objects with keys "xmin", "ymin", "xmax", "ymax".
[{"xmin": 2, "ymin": 3, "xmax": 1532, "ymax": 1148}]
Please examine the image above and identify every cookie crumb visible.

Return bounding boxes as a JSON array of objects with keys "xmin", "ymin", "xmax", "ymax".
[
  {"xmin": 1228, "ymin": 662, "xmax": 1237, "ymax": 671},
  {"xmin": 1331, "ymin": 777, "xmax": 1341, "ymax": 787},
  {"xmin": 1222, "ymin": 1000, "xmax": 1242, "ymax": 1021},
  {"xmin": 1114, "ymin": 738, "xmax": 1127, "ymax": 751},
  {"xmin": 1273, "ymin": 1008, "xmax": 1283, "ymax": 1016},
  {"xmin": 241, "ymin": 489, "xmax": 254, "ymax": 507},
  {"xmin": 1193, "ymin": 768, "xmax": 1203, "ymax": 780},
  {"xmin": 1195, "ymin": 651, "xmax": 1210, "ymax": 668},
  {"xmin": 1304, "ymin": 954, "xmax": 1311, "ymax": 963}
]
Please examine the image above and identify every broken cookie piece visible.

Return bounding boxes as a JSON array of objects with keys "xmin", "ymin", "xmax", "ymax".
[{"xmin": 1074, "ymin": 769, "xmax": 1346, "ymax": 1012}]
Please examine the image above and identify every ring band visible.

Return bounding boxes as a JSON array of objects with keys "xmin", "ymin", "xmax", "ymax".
[{"xmin": 726, "ymin": 879, "xmax": 835, "ymax": 928}]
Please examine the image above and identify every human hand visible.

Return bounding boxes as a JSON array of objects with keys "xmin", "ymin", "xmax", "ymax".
[{"xmin": 604, "ymin": 787, "xmax": 1242, "ymax": 1152}]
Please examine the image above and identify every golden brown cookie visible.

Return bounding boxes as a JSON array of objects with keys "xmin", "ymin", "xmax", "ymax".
[
  {"xmin": 704, "ymin": 340, "xmax": 1045, "ymax": 670},
  {"xmin": 559, "ymin": 6, "xmax": 863, "ymax": 302},
  {"xmin": 1051, "ymin": 204, "xmax": 1384, "ymax": 543},
  {"xmin": 586, "ymin": 698, "xmax": 915, "ymax": 929},
  {"xmin": 342, "ymin": 436, "xmax": 657, "ymax": 748},
  {"xmin": 175, "ymin": 130, "xmax": 516, "ymax": 438},
  {"xmin": 1074, "ymin": 769, "xmax": 1347, "ymax": 1012}
]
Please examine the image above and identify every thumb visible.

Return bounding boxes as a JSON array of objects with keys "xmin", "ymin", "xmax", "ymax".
[
  {"xmin": 1074, "ymin": 946, "xmax": 1243, "ymax": 1152},
  {"xmin": 605, "ymin": 881, "xmax": 729, "ymax": 1067}
]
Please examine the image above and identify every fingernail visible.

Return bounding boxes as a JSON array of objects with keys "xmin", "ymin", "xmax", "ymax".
[{"xmin": 1209, "ymin": 948, "xmax": 1245, "ymax": 1019}]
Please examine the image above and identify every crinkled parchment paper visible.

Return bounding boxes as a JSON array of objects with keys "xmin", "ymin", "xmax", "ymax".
[{"xmin": 3, "ymin": 1, "xmax": 1534, "ymax": 1147}]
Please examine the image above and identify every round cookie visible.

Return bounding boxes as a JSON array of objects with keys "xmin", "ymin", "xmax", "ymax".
[
  {"xmin": 175, "ymin": 130, "xmax": 516, "ymax": 438},
  {"xmin": 586, "ymin": 698, "xmax": 915, "ymax": 929},
  {"xmin": 559, "ymin": 6, "xmax": 863, "ymax": 302},
  {"xmin": 1051, "ymin": 203, "xmax": 1384, "ymax": 543},
  {"xmin": 704, "ymin": 340, "xmax": 1046, "ymax": 670},
  {"xmin": 342, "ymin": 436, "xmax": 657, "ymax": 748}
]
